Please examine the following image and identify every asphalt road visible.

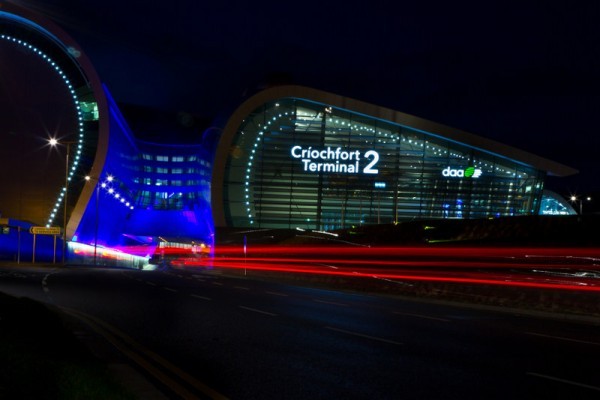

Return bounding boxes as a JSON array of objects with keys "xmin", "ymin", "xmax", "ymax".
[{"xmin": 1, "ymin": 265, "xmax": 599, "ymax": 399}]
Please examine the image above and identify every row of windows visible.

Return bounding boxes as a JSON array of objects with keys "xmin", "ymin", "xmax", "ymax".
[
  {"xmin": 134, "ymin": 178, "xmax": 209, "ymax": 187},
  {"xmin": 140, "ymin": 167, "xmax": 209, "ymax": 174},
  {"xmin": 141, "ymin": 154, "xmax": 210, "ymax": 166}
]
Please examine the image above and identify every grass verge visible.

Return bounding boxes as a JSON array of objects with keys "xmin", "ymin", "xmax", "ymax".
[{"xmin": 0, "ymin": 292, "xmax": 135, "ymax": 399}]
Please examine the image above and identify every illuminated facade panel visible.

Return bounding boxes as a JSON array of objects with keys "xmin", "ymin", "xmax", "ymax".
[
  {"xmin": 213, "ymin": 88, "xmax": 576, "ymax": 231},
  {"xmin": 73, "ymin": 92, "xmax": 214, "ymax": 254}
]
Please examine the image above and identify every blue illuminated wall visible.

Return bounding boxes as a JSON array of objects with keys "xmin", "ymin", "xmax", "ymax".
[{"xmin": 73, "ymin": 89, "xmax": 214, "ymax": 260}]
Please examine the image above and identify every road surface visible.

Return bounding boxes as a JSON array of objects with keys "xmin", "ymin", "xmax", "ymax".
[{"xmin": 0, "ymin": 265, "xmax": 599, "ymax": 399}]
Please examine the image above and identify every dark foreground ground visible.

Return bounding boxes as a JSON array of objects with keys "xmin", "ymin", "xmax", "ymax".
[{"xmin": 0, "ymin": 291, "xmax": 135, "ymax": 399}]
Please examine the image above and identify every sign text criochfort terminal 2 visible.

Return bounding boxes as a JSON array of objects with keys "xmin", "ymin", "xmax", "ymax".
[{"xmin": 290, "ymin": 146, "xmax": 380, "ymax": 174}]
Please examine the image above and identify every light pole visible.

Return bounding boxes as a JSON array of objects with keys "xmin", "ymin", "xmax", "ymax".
[
  {"xmin": 49, "ymin": 138, "xmax": 76, "ymax": 263},
  {"xmin": 85, "ymin": 174, "xmax": 114, "ymax": 266},
  {"xmin": 570, "ymin": 195, "xmax": 592, "ymax": 215},
  {"xmin": 85, "ymin": 175, "xmax": 100, "ymax": 265}
]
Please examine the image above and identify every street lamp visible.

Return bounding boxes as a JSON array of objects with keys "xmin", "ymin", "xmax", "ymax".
[
  {"xmin": 570, "ymin": 195, "xmax": 592, "ymax": 215},
  {"xmin": 49, "ymin": 138, "xmax": 77, "ymax": 262}
]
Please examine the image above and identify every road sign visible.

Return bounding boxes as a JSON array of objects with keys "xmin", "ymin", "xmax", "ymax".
[{"xmin": 29, "ymin": 226, "xmax": 61, "ymax": 235}]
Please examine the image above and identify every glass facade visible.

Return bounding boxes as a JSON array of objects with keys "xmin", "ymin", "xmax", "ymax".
[
  {"xmin": 133, "ymin": 142, "xmax": 211, "ymax": 211},
  {"xmin": 539, "ymin": 190, "xmax": 577, "ymax": 215},
  {"xmin": 224, "ymin": 98, "xmax": 546, "ymax": 230}
]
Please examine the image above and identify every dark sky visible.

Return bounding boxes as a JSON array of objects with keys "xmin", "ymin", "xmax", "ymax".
[{"xmin": 11, "ymin": 0, "xmax": 600, "ymax": 196}]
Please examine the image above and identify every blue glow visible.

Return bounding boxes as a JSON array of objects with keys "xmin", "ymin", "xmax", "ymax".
[{"xmin": 71, "ymin": 87, "xmax": 214, "ymax": 264}]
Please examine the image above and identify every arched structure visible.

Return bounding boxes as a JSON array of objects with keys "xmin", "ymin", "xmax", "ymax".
[{"xmin": 0, "ymin": 2, "xmax": 109, "ymax": 242}]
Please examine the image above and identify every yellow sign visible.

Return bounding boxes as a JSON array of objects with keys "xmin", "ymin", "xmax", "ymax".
[{"xmin": 29, "ymin": 226, "xmax": 61, "ymax": 235}]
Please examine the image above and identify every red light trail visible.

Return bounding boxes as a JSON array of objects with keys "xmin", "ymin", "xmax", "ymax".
[{"xmin": 180, "ymin": 245, "xmax": 600, "ymax": 292}]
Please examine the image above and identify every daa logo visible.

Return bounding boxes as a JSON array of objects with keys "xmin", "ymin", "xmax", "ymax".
[{"xmin": 442, "ymin": 166, "xmax": 482, "ymax": 179}]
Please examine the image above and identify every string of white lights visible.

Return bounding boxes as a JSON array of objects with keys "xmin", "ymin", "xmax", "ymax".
[{"xmin": 86, "ymin": 175, "xmax": 135, "ymax": 210}]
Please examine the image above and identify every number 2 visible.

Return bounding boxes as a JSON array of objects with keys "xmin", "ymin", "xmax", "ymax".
[{"xmin": 363, "ymin": 150, "xmax": 379, "ymax": 174}]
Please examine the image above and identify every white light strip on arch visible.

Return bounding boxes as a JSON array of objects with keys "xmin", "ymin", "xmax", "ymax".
[{"xmin": 0, "ymin": 34, "xmax": 85, "ymax": 228}]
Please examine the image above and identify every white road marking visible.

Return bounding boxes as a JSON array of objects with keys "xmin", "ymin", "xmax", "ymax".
[
  {"xmin": 527, "ymin": 372, "xmax": 600, "ymax": 392},
  {"xmin": 393, "ymin": 311, "xmax": 450, "ymax": 322},
  {"xmin": 239, "ymin": 306, "xmax": 277, "ymax": 317},
  {"xmin": 317, "ymin": 263, "xmax": 339, "ymax": 270},
  {"xmin": 234, "ymin": 286, "xmax": 250, "ymax": 291},
  {"xmin": 146, "ymin": 281, "xmax": 157, "ymax": 286},
  {"xmin": 190, "ymin": 294, "xmax": 211, "ymax": 301},
  {"xmin": 265, "ymin": 291, "xmax": 289, "ymax": 297},
  {"xmin": 42, "ymin": 273, "xmax": 52, "ymax": 294},
  {"xmin": 314, "ymin": 299, "xmax": 348, "ymax": 307},
  {"xmin": 164, "ymin": 287, "xmax": 177, "ymax": 293},
  {"xmin": 212, "ymin": 282, "xmax": 224, "ymax": 286},
  {"xmin": 525, "ymin": 332, "xmax": 600, "ymax": 347},
  {"xmin": 325, "ymin": 326, "xmax": 403, "ymax": 346}
]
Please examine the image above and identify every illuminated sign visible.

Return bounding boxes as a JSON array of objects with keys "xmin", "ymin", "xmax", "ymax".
[
  {"xmin": 290, "ymin": 146, "xmax": 379, "ymax": 175},
  {"xmin": 442, "ymin": 166, "xmax": 482, "ymax": 178},
  {"xmin": 29, "ymin": 226, "xmax": 61, "ymax": 235}
]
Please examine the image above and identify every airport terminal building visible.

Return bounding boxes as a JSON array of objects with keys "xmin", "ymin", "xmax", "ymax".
[
  {"xmin": 0, "ymin": 3, "xmax": 577, "ymax": 264},
  {"xmin": 212, "ymin": 87, "xmax": 577, "ymax": 231}
]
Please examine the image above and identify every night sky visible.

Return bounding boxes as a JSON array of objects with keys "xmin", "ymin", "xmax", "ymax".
[{"xmin": 11, "ymin": 0, "xmax": 600, "ymax": 199}]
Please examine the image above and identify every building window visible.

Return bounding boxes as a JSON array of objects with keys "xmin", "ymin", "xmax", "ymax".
[{"xmin": 157, "ymin": 155, "xmax": 169, "ymax": 162}]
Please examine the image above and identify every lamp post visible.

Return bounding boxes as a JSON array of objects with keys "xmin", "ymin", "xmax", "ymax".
[
  {"xmin": 85, "ymin": 174, "xmax": 114, "ymax": 266},
  {"xmin": 49, "ymin": 138, "xmax": 76, "ymax": 263},
  {"xmin": 85, "ymin": 175, "xmax": 100, "ymax": 265},
  {"xmin": 570, "ymin": 195, "xmax": 592, "ymax": 215}
]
